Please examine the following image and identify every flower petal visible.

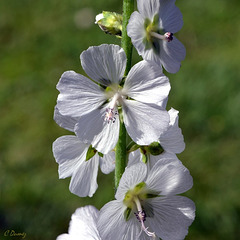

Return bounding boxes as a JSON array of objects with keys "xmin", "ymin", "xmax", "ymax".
[
  {"xmin": 100, "ymin": 151, "xmax": 115, "ymax": 174},
  {"xmin": 160, "ymin": 108, "xmax": 185, "ymax": 153},
  {"xmin": 160, "ymin": 36, "xmax": 186, "ymax": 73},
  {"xmin": 52, "ymin": 135, "xmax": 88, "ymax": 179},
  {"xmin": 127, "ymin": 11, "xmax": 146, "ymax": 55},
  {"xmin": 159, "ymin": 0, "xmax": 183, "ymax": 33},
  {"xmin": 70, "ymin": 155, "xmax": 99, "ymax": 197},
  {"xmin": 137, "ymin": 0, "xmax": 160, "ymax": 20},
  {"xmin": 115, "ymin": 162, "xmax": 147, "ymax": 200},
  {"xmin": 54, "ymin": 106, "xmax": 78, "ymax": 132},
  {"xmin": 123, "ymin": 60, "xmax": 170, "ymax": 104},
  {"xmin": 75, "ymin": 106, "xmax": 119, "ymax": 154},
  {"xmin": 146, "ymin": 156, "xmax": 193, "ymax": 195},
  {"xmin": 57, "ymin": 71, "xmax": 105, "ymax": 117},
  {"xmin": 80, "ymin": 44, "xmax": 126, "ymax": 86},
  {"xmin": 98, "ymin": 200, "xmax": 127, "ymax": 240},
  {"xmin": 123, "ymin": 100, "xmax": 169, "ymax": 146},
  {"xmin": 147, "ymin": 196, "xmax": 195, "ymax": 240},
  {"xmin": 57, "ymin": 206, "xmax": 101, "ymax": 240}
]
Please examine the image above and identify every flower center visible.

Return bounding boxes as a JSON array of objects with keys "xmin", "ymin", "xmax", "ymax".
[
  {"xmin": 143, "ymin": 14, "xmax": 173, "ymax": 54},
  {"xmin": 104, "ymin": 92, "xmax": 121, "ymax": 124},
  {"xmin": 134, "ymin": 198, "xmax": 156, "ymax": 239},
  {"xmin": 123, "ymin": 182, "xmax": 156, "ymax": 238},
  {"xmin": 104, "ymin": 107, "xmax": 118, "ymax": 123}
]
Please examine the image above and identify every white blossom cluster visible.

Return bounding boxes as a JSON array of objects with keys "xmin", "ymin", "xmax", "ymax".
[{"xmin": 53, "ymin": 0, "xmax": 195, "ymax": 239}]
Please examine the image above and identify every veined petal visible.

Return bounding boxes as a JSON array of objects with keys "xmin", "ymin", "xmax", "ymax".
[
  {"xmin": 123, "ymin": 60, "xmax": 170, "ymax": 104},
  {"xmin": 142, "ymin": 47, "xmax": 162, "ymax": 69},
  {"xmin": 70, "ymin": 155, "xmax": 99, "ymax": 197},
  {"xmin": 80, "ymin": 44, "xmax": 126, "ymax": 86},
  {"xmin": 128, "ymin": 150, "xmax": 141, "ymax": 167},
  {"xmin": 127, "ymin": 11, "xmax": 146, "ymax": 55},
  {"xmin": 54, "ymin": 106, "xmax": 78, "ymax": 132},
  {"xmin": 147, "ymin": 196, "xmax": 195, "ymax": 240},
  {"xmin": 57, "ymin": 71, "xmax": 105, "ymax": 117},
  {"xmin": 75, "ymin": 106, "xmax": 119, "ymax": 154},
  {"xmin": 160, "ymin": 36, "xmax": 186, "ymax": 74},
  {"xmin": 115, "ymin": 162, "xmax": 147, "ymax": 200},
  {"xmin": 160, "ymin": 108, "xmax": 185, "ymax": 154},
  {"xmin": 100, "ymin": 151, "xmax": 115, "ymax": 174},
  {"xmin": 52, "ymin": 135, "xmax": 88, "ymax": 179},
  {"xmin": 146, "ymin": 157, "xmax": 193, "ymax": 195},
  {"xmin": 123, "ymin": 100, "xmax": 170, "ymax": 146},
  {"xmin": 159, "ymin": 0, "xmax": 183, "ymax": 33},
  {"xmin": 137, "ymin": 0, "xmax": 160, "ymax": 20},
  {"xmin": 57, "ymin": 206, "xmax": 101, "ymax": 240},
  {"xmin": 98, "ymin": 200, "xmax": 127, "ymax": 240}
]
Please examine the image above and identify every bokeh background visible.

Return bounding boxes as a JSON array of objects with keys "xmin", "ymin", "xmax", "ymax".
[{"xmin": 0, "ymin": 0, "xmax": 239, "ymax": 239}]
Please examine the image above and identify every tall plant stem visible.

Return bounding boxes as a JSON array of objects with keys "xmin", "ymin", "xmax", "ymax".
[{"xmin": 115, "ymin": 0, "xmax": 134, "ymax": 189}]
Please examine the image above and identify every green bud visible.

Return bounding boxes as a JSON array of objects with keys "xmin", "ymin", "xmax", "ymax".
[
  {"xmin": 148, "ymin": 142, "xmax": 164, "ymax": 156},
  {"xmin": 86, "ymin": 145, "xmax": 97, "ymax": 161},
  {"xmin": 95, "ymin": 11, "xmax": 123, "ymax": 38}
]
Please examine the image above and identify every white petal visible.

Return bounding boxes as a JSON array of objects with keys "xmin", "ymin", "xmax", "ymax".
[
  {"xmin": 57, "ymin": 71, "xmax": 105, "ymax": 117},
  {"xmin": 123, "ymin": 60, "xmax": 170, "ymax": 104},
  {"xmin": 148, "ymin": 152, "xmax": 177, "ymax": 170},
  {"xmin": 52, "ymin": 136, "xmax": 88, "ymax": 179},
  {"xmin": 127, "ymin": 149, "xmax": 141, "ymax": 167},
  {"xmin": 160, "ymin": 108, "xmax": 185, "ymax": 153},
  {"xmin": 70, "ymin": 155, "xmax": 99, "ymax": 197},
  {"xmin": 80, "ymin": 44, "xmax": 126, "ymax": 86},
  {"xmin": 137, "ymin": 0, "xmax": 160, "ymax": 20},
  {"xmin": 160, "ymin": 36, "xmax": 186, "ymax": 73},
  {"xmin": 100, "ymin": 151, "xmax": 115, "ymax": 174},
  {"xmin": 56, "ymin": 234, "xmax": 69, "ymax": 240},
  {"xmin": 147, "ymin": 196, "xmax": 195, "ymax": 240},
  {"xmin": 62, "ymin": 206, "xmax": 101, "ymax": 240},
  {"xmin": 54, "ymin": 106, "xmax": 78, "ymax": 132},
  {"xmin": 123, "ymin": 100, "xmax": 170, "ymax": 145},
  {"xmin": 127, "ymin": 11, "xmax": 146, "ymax": 55},
  {"xmin": 75, "ymin": 106, "xmax": 119, "ymax": 154},
  {"xmin": 115, "ymin": 162, "xmax": 147, "ymax": 200},
  {"xmin": 98, "ymin": 200, "xmax": 127, "ymax": 240},
  {"xmin": 142, "ymin": 47, "xmax": 162, "ymax": 69},
  {"xmin": 159, "ymin": 0, "xmax": 183, "ymax": 33},
  {"xmin": 146, "ymin": 157, "xmax": 193, "ymax": 195}
]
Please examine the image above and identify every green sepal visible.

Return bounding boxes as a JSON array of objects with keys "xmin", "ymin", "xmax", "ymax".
[
  {"xmin": 86, "ymin": 145, "xmax": 97, "ymax": 161},
  {"xmin": 98, "ymin": 152, "xmax": 104, "ymax": 158},
  {"xmin": 127, "ymin": 141, "xmax": 140, "ymax": 153},
  {"xmin": 124, "ymin": 207, "xmax": 132, "ymax": 221},
  {"xmin": 140, "ymin": 147, "xmax": 148, "ymax": 163}
]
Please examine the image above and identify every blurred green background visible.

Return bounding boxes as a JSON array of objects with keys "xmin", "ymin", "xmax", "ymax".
[{"xmin": 0, "ymin": 0, "xmax": 239, "ymax": 239}]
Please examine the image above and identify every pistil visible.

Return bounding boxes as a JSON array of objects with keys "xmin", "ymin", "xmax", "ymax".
[{"xmin": 133, "ymin": 197, "xmax": 156, "ymax": 239}]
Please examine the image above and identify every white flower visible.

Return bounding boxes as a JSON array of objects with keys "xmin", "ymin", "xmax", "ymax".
[
  {"xmin": 52, "ymin": 109, "xmax": 115, "ymax": 197},
  {"xmin": 127, "ymin": 0, "xmax": 186, "ymax": 73},
  {"xmin": 128, "ymin": 108, "xmax": 185, "ymax": 170},
  {"xmin": 98, "ymin": 158, "xmax": 195, "ymax": 240},
  {"xmin": 57, "ymin": 205, "xmax": 101, "ymax": 240},
  {"xmin": 56, "ymin": 44, "xmax": 170, "ymax": 154}
]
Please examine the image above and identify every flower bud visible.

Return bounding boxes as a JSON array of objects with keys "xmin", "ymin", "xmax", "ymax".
[{"xmin": 95, "ymin": 11, "xmax": 123, "ymax": 38}]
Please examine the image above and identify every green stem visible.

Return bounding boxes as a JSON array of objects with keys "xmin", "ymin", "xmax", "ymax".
[
  {"xmin": 122, "ymin": 0, "xmax": 134, "ymax": 76},
  {"xmin": 115, "ymin": 121, "xmax": 127, "ymax": 188},
  {"xmin": 114, "ymin": 0, "xmax": 134, "ymax": 189}
]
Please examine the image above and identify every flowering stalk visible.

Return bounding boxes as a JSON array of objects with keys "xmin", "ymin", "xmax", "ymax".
[{"xmin": 115, "ymin": 0, "xmax": 134, "ymax": 189}]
